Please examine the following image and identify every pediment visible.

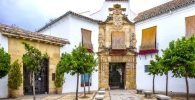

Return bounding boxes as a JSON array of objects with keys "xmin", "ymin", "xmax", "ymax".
[{"xmin": 100, "ymin": 15, "xmax": 133, "ymax": 25}]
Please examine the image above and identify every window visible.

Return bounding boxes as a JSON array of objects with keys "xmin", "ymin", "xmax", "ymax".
[
  {"xmin": 81, "ymin": 73, "xmax": 91, "ymax": 87},
  {"xmin": 144, "ymin": 65, "xmax": 150, "ymax": 73},
  {"xmin": 81, "ymin": 28, "xmax": 93, "ymax": 52},
  {"xmin": 139, "ymin": 26, "xmax": 158, "ymax": 55},
  {"xmin": 185, "ymin": 15, "xmax": 195, "ymax": 37}
]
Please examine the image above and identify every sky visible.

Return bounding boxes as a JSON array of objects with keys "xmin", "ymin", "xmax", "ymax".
[{"xmin": 0, "ymin": 0, "xmax": 170, "ymax": 31}]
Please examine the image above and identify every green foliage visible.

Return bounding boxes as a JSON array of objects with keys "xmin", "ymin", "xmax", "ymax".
[
  {"xmin": 22, "ymin": 42, "xmax": 43, "ymax": 73},
  {"xmin": 162, "ymin": 36, "xmax": 195, "ymax": 99},
  {"xmin": 58, "ymin": 44, "xmax": 97, "ymax": 75},
  {"xmin": 58, "ymin": 52, "xmax": 74, "ymax": 74},
  {"xmin": 54, "ymin": 63, "xmax": 64, "ymax": 88},
  {"xmin": 57, "ymin": 44, "xmax": 97, "ymax": 99},
  {"xmin": 0, "ymin": 48, "xmax": 11, "ymax": 78},
  {"xmin": 148, "ymin": 55, "xmax": 163, "ymax": 76},
  {"xmin": 8, "ymin": 60, "xmax": 22, "ymax": 89},
  {"xmin": 165, "ymin": 37, "xmax": 195, "ymax": 78},
  {"xmin": 22, "ymin": 42, "xmax": 48, "ymax": 99},
  {"xmin": 161, "ymin": 45, "xmax": 174, "ymax": 75}
]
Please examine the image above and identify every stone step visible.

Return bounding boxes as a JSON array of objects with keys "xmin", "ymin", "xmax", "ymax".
[
  {"xmin": 95, "ymin": 94, "xmax": 105, "ymax": 100},
  {"xmin": 98, "ymin": 90, "xmax": 105, "ymax": 95}
]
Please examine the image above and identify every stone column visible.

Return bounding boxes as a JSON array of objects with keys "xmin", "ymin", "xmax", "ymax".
[
  {"xmin": 125, "ymin": 58, "xmax": 136, "ymax": 89},
  {"xmin": 99, "ymin": 56, "xmax": 109, "ymax": 89}
]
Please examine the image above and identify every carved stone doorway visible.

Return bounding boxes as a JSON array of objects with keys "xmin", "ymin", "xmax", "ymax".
[
  {"xmin": 109, "ymin": 63, "xmax": 125, "ymax": 89},
  {"xmin": 98, "ymin": 4, "xmax": 136, "ymax": 90}
]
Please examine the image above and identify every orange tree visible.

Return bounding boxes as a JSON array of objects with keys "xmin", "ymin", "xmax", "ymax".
[
  {"xmin": 164, "ymin": 37, "xmax": 195, "ymax": 100},
  {"xmin": 161, "ymin": 46, "xmax": 173, "ymax": 96},
  {"xmin": 148, "ymin": 55, "xmax": 163, "ymax": 94},
  {"xmin": 58, "ymin": 45, "xmax": 96, "ymax": 100},
  {"xmin": 22, "ymin": 42, "xmax": 46, "ymax": 100}
]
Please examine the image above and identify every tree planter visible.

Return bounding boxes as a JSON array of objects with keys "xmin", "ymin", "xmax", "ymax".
[
  {"xmin": 9, "ymin": 89, "xmax": 20, "ymax": 98},
  {"xmin": 56, "ymin": 87, "xmax": 62, "ymax": 94}
]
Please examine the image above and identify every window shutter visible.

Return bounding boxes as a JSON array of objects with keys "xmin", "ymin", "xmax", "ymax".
[
  {"xmin": 81, "ymin": 28, "xmax": 92, "ymax": 50},
  {"xmin": 186, "ymin": 15, "xmax": 195, "ymax": 37},
  {"xmin": 111, "ymin": 31, "xmax": 125, "ymax": 50},
  {"xmin": 140, "ymin": 26, "xmax": 156, "ymax": 50}
]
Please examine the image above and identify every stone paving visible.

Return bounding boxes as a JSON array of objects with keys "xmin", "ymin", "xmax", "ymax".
[
  {"xmin": 3, "ymin": 90, "xmax": 195, "ymax": 100},
  {"xmin": 110, "ymin": 90, "xmax": 140, "ymax": 100},
  {"xmin": 3, "ymin": 92, "xmax": 95, "ymax": 100},
  {"xmin": 137, "ymin": 93, "xmax": 195, "ymax": 100}
]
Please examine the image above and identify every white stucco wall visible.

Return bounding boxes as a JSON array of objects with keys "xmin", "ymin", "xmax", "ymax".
[
  {"xmin": 38, "ymin": 14, "xmax": 99, "ymax": 93},
  {"xmin": 90, "ymin": 1, "xmax": 136, "ymax": 21},
  {"xmin": 0, "ymin": 32, "xmax": 8, "ymax": 98},
  {"xmin": 62, "ymin": 15, "xmax": 99, "ymax": 93},
  {"xmin": 135, "ymin": 4, "xmax": 195, "ymax": 93}
]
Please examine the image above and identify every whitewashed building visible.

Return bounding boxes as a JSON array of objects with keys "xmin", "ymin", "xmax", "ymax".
[
  {"xmin": 1, "ymin": 0, "xmax": 195, "ymax": 98},
  {"xmin": 37, "ymin": 0, "xmax": 195, "ymax": 94}
]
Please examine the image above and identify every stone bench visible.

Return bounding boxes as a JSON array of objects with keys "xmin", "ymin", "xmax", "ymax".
[
  {"xmin": 144, "ymin": 91, "xmax": 152, "ymax": 98},
  {"xmin": 156, "ymin": 94, "xmax": 171, "ymax": 100},
  {"xmin": 95, "ymin": 94, "xmax": 104, "ymax": 100},
  {"xmin": 136, "ymin": 89, "xmax": 143, "ymax": 94}
]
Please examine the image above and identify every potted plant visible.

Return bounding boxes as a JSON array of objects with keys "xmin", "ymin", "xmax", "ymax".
[
  {"xmin": 54, "ymin": 64, "xmax": 64, "ymax": 94},
  {"xmin": 8, "ymin": 60, "xmax": 22, "ymax": 98}
]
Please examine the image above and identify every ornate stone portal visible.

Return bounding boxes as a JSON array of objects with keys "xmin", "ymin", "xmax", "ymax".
[{"xmin": 98, "ymin": 4, "xmax": 136, "ymax": 90}]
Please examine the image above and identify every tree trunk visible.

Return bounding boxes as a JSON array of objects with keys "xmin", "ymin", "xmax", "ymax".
[
  {"xmin": 84, "ymin": 81, "xmax": 86, "ymax": 97},
  {"xmin": 166, "ymin": 73, "xmax": 169, "ymax": 96},
  {"xmin": 185, "ymin": 76, "xmax": 189, "ymax": 100},
  {"xmin": 153, "ymin": 75, "xmax": 155, "ymax": 94},
  {"xmin": 76, "ymin": 73, "xmax": 79, "ymax": 100},
  {"xmin": 88, "ymin": 74, "xmax": 91, "ymax": 94},
  {"xmin": 32, "ymin": 72, "xmax": 36, "ymax": 100}
]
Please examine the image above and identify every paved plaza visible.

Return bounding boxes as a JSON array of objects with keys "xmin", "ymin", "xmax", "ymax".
[
  {"xmin": 2, "ymin": 90, "xmax": 195, "ymax": 100},
  {"xmin": 110, "ymin": 90, "xmax": 140, "ymax": 100}
]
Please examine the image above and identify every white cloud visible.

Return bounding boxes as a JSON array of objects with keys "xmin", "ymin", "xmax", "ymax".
[{"xmin": 0, "ymin": 0, "xmax": 171, "ymax": 31}]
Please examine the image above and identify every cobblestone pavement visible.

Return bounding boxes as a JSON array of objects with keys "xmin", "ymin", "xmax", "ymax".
[{"xmin": 110, "ymin": 90, "xmax": 140, "ymax": 100}]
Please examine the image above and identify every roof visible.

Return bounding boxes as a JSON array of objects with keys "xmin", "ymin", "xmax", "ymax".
[
  {"xmin": 134, "ymin": 0, "xmax": 195, "ymax": 22},
  {"xmin": 0, "ymin": 23, "xmax": 70, "ymax": 46},
  {"xmin": 37, "ymin": 11, "xmax": 102, "ymax": 32},
  {"xmin": 105, "ymin": 0, "xmax": 129, "ymax": 1}
]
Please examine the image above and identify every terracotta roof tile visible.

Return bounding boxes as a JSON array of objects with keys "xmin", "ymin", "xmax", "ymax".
[
  {"xmin": 0, "ymin": 23, "xmax": 70, "ymax": 46},
  {"xmin": 37, "ymin": 11, "xmax": 102, "ymax": 32},
  {"xmin": 134, "ymin": 0, "xmax": 195, "ymax": 22}
]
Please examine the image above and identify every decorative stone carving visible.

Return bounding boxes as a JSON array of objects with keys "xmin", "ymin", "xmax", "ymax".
[
  {"xmin": 113, "ymin": 14, "xmax": 123, "ymax": 30},
  {"xmin": 109, "ymin": 4, "xmax": 126, "ymax": 30},
  {"xmin": 130, "ymin": 32, "xmax": 137, "ymax": 49}
]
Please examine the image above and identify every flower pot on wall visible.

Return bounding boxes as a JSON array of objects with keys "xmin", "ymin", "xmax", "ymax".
[{"xmin": 56, "ymin": 87, "xmax": 62, "ymax": 94}]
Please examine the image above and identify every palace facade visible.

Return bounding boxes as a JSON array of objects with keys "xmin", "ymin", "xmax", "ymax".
[{"xmin": 0, "ymin": 0, "xmax": 195, "ymax": 98}]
